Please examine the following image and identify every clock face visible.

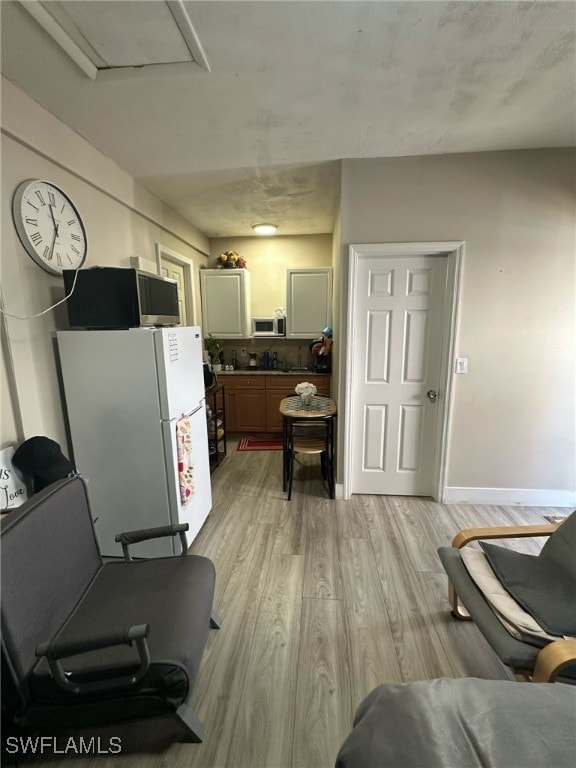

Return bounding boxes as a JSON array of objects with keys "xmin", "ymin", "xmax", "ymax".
[{"xmin": 12, "ymin": 180, "xmax": 87, "ymax": 275}]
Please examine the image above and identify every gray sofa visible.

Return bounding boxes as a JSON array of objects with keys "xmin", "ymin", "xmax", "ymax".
[{"xmin": 1, "ymin": 476, "xmax": 220, "ymax": 743}]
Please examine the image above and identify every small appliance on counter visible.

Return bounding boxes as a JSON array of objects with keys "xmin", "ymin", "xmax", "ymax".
[{"xmin": 311, "ymin": 326, "xmax": 333, "ymax": 373}]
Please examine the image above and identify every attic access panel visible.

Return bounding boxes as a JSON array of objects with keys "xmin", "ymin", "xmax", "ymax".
[{"xmin": 21, "ymin": 0, "xmax": 210, "ymax": 79}]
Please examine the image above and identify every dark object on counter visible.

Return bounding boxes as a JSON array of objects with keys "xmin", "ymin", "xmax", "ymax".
[
  {"xmin": 263, "ymin": 351, "xmax": 271, "ymax": 370},
  {"xmin": 12, "ymin": 436, "xmax": 75, "ymax": 493},
  {"xmin": 310, "ymin": 328, "xmax": 333, "ymax": 373},
  {"xmin": 314, "ymin": 355, "xmax": 331, "ymax": 373},
  {"xmin": 203, "ymin": 363, "xmax": 216, "ymax": 389}
]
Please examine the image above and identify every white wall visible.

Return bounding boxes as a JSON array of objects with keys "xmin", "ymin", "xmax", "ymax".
[
  {"xmin": 339, "ymin": 149, "xmax": 575, "ymax": 501},
  {"xmin": 1, "ymin": 78, "xmax": 210, "ymax": 451}
]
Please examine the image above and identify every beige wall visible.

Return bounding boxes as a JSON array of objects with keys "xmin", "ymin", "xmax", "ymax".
[
  {"xmin": 1, "ymin": 78, "xmax": 210, "ymax": 452},
  {"xmin": 339, "ymin": 149, "xmax": 575, "ymax": 495},
  {"xmin": 210, "ymin": 234, "xmax": 332, "ymax": 316}
]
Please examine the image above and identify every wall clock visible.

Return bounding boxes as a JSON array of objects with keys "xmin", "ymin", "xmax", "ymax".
[{"xmin": 12, "ymin": 180, "xmax": 87, "ymax": 275}]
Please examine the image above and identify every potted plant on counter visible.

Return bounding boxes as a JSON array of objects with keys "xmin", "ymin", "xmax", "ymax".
[{"xmin": 204, "ymin": 334, "xmax": 223, "ymax": 372}]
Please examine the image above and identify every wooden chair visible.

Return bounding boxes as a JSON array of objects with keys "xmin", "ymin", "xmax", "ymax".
[{"xmin": 438, "ymin": 514, "xmax": 576, "ymax": 682}]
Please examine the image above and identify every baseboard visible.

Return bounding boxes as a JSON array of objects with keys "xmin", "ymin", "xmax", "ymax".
[
  {"xmin": 443, "ymin": 487, "xmax": 576, "ymax": 507},
  {"xmin": 335, "ymin": 483, "xmax": 344, "ymax": 500}
]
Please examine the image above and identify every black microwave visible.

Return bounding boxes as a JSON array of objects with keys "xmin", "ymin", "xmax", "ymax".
[{"xmin": 63, "ymin": 267, "xmax": 180, "ymax": 329}]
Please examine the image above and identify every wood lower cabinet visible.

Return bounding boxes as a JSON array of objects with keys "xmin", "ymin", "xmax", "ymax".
[
  {"xmin": 265, "ymin": 389, "xmax": 288, "ymax": 432},
  {"xmin": 222, "ymin": 375, "xmax": 267, "ymax": 432},
  {"xmin": 222, "ymin": 373, "xmax": 331, "ymax": 433},
  {"xmin": 227, "ymin": 374, "xmax": 330, "ymax": 433},
  {"xmin": 235, "ymin": 391, "xmax": 267, "ymax": 431}
]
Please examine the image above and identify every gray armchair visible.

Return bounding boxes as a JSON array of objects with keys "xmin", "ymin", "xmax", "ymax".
[{"xmin": 438, "ymin": 513, "xmax": 576, "ymax": 682}]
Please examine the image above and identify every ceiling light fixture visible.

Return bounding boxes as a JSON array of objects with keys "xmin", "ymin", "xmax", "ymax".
[{"xmin": 252, "ymin": 223, "xmax": 278, "ymax": 236}]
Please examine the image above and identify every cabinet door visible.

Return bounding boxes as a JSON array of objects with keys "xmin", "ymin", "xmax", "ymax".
[
  {"xmin": 309, "ymin": 376, "xmax": 331, "ymax": 397},
  {"xmin": 200, "ymin": 270, "xmax": 251, "ymax": 338},
  {"xmin": 286, "ymin": 268, "xmax": 332, "ymax": 338},
  {"xmin": 265, "ymin": 390, "xmax": 287, "ymax": 432},
  {"xmin": 234, "ymin": 391, "xmax": 267, "ymax": 431},
  {"xmin": 265, "ymin": 375, "xmax": 298, "ymax": 432},
  {"xmin": 224, "ymin": 388, "xmax": 236, "ymax": 432}
]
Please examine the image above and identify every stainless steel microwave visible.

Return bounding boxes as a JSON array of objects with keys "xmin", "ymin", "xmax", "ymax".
[{"xmin": 251, "ymin": 316, "xmax": 286, "ymax": 337}]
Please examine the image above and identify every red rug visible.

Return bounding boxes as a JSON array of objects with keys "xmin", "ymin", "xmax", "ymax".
[{"xmin": 237, "ymin": 437, "xmax": 284, "ymax": 452}]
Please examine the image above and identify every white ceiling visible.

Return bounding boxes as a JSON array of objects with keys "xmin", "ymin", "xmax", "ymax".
[{"xmin": 1, "ymin": 1, "xmax": 574, "ymax": 238}]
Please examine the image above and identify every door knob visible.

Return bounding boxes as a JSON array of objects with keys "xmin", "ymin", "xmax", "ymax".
[{"xmin": 427, "ymin": 389, "xmax": 438, "ymax": 402}]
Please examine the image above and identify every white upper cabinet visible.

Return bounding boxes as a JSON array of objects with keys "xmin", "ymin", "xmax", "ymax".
[
  {"xmin": 286, "ymin": 268, "xmax": 333, "ymax": 338},
  {"xmin": 200, "ymin": 269, "xmax": 251, "ymax": 338}
]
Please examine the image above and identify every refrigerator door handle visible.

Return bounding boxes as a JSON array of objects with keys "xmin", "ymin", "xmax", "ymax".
[{"xmin": 180, "ymin": 402, "xmax": 204, "ymax": 420}]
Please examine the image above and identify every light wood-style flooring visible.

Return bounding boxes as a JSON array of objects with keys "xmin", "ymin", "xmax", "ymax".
[{"xmin": 19, "ymin": 439, "xmax": 570, "ymax": 768}]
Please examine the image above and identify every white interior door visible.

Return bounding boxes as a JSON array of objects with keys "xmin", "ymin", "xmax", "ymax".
[
  {"xmin": 351, "ymin": 253, "xmax": 449, "ymax": 496},
  {"xmin": 161, "ymin": 258, "xmax": 188, "ymax": 326}
]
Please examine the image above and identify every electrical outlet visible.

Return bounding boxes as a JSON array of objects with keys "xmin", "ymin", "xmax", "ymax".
[{"xmin": 240, "ymin": 348, "xmax": 247, "ymax": 357}]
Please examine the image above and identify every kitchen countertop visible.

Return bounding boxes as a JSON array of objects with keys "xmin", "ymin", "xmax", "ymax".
[{"xmin": 216, "ymin": 369, "xmax": 330, "ymax": 376}]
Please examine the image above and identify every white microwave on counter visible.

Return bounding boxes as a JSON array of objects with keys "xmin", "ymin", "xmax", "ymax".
[{"xmin": 251, "ymin": 316, "xmax": 286, "ymax": 337}]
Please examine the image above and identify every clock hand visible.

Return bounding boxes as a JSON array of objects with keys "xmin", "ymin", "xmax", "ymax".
[
  {"xmin": 47, "ymin": 202, "xmax": 60, "ymax": 265},
  {"xmin": 48, "ymin": 202, "xmax": 59, "ymax": 236},
  {"xmin": 47, "ymin": 227, "xmax": 57, "ymax": 264}
]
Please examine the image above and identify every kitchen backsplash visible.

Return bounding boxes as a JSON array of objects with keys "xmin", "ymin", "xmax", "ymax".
[{"xmin": 218, "ymin": 339, "xmax": 318, "ymax": 371}]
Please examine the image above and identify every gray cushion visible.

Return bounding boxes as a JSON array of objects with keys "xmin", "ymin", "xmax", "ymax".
[
  {"xmin": 481, "ymin": 541, "xmax": 576, "ymax": 635},
  {"xmin": 541, "ymin": 511, "xmax": 576, "ymax": 579},
  {"xmin": 31, "ymin": 555, "xmax": 216, "ymax": 706},
  {"xmin": 335, "ymin": 678, "xmax": 576, "ymax": 768},
  {"xmin": 438, "ymin": 546, "xmax": 541, "ymax": 668}
]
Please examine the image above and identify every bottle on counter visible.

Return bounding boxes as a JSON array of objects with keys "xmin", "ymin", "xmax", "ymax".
[{"xmin": 271, "ymin": 352, "xmax": 278, "ymax": 370}]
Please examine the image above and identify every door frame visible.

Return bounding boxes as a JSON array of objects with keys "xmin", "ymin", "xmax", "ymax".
[
  {"xmin": 155, "ymin": 243, "xmax": 196, "ymax": 326},
  {"xmin": 343, "ymin": 242, "xmax": 464, "ymax": 502}
]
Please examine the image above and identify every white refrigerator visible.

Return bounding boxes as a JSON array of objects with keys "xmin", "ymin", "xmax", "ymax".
[{"xmin": 57, "ymin": 327, "xmax": 212, "ymax": 557}]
